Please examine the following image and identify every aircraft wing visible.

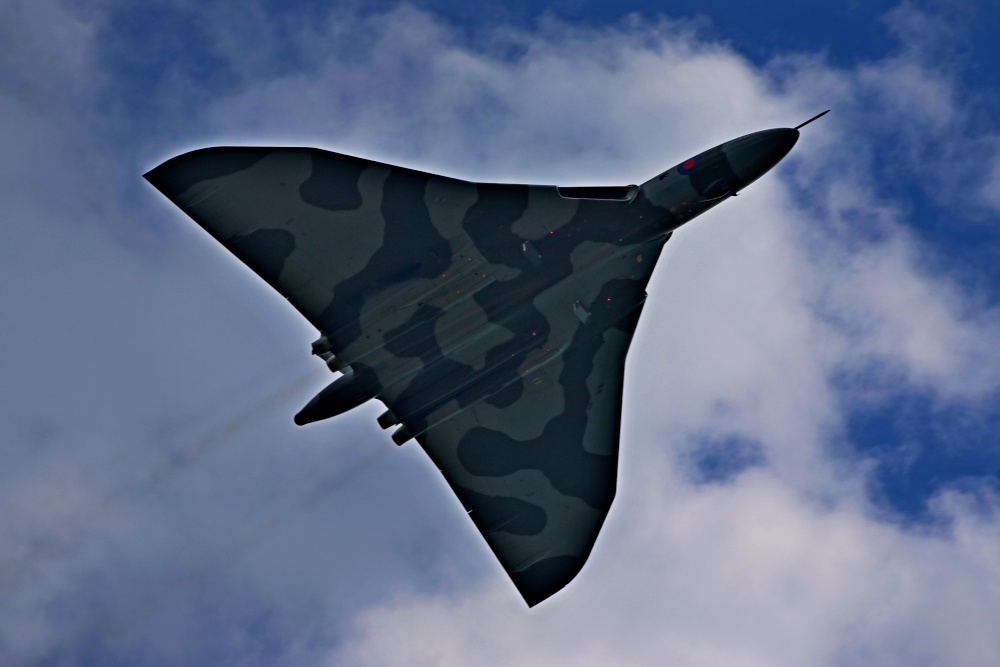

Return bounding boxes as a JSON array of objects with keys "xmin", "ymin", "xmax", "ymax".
[
  {"xmin": 145, "ymin": 147, "xmax": 670, "ymax": 605},
  {"xmin": 408, "ymin": 295, "xmax": 639, "ymax": 606}
]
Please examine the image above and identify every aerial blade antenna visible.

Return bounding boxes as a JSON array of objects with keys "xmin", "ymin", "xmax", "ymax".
[{"xmin": 794, "ymin": 109, "xmax": 830, "ymax": 130}]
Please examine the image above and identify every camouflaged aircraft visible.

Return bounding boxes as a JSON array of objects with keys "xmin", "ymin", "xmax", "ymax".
[{"xmin": 145, "ymin": 111, "xmax": 826, "ymax": 607}]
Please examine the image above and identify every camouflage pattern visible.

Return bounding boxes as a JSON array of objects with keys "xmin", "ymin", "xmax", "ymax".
[{"xmin": 145, "ymin": 127, "xmax": 799, "ymax": 606}]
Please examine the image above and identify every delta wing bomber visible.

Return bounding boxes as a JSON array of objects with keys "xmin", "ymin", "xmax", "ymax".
[{"xmin": 145, "ymin": 111, "xmax": 825, "ymax": 606}]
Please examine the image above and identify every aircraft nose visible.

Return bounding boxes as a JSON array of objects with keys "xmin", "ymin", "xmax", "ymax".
[{"xmin": 724, "ymin": 128, "xmax": 799, "ymax": 190}]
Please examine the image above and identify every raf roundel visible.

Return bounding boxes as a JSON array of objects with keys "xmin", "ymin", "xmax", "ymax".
[{"xmin": 677, "ymin": 156, "xmax": 699, "ymax": 175}]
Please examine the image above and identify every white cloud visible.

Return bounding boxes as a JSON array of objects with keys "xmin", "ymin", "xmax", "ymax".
[
  {"xmin": 820, "ymin": 228, "xmax": 1000, "ymax": 397},
  {"xmin": 194, "ymin": 6, "xmax": 792, "ymax": 183},
  {"xmin": 1, "ymin": 2, "xmax": 998, "ymax": 665},
  {"xmin": 329, "ymin": 464, "xmax": 1000, "ymax": 667}
]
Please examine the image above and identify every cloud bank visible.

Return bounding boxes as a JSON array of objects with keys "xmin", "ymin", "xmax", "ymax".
[{"xmin": 1, "ymin": 1, "xmax": 997, "ymax": 665}]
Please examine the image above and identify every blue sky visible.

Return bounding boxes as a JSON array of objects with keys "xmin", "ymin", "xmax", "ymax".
[{"xmin": 2, "ymin": 1, "xmax": 999, "ymax": 665}]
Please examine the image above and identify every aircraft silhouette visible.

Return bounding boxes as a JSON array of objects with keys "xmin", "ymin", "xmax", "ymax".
[{"xmin": 146, "ymin": 112, "xmax": 823, "ymax": 606}]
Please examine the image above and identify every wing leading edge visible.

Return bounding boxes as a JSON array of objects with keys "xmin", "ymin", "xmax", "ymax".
[{"xmin": 145, "ymin": 146, "xmax": 672, "ymax": 605}]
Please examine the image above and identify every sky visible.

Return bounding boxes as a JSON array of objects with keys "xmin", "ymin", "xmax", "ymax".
[{"xmin": 2, "ymin": 0, "xmax": 999, "ymax": 665}]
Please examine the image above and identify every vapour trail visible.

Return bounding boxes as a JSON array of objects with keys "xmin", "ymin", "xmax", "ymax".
[{"xmin": 3, "ymin": 360, "xmax": 328, "ymax": 596}]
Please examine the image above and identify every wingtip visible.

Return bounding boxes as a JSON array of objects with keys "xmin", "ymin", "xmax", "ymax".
[
  {"xmin": 512, "ymin": 554, "xmax": 587, "ymax": 607},
  {"xmin": 141, "ymin": 147, "xmax": 271, "ymax": 201}
]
